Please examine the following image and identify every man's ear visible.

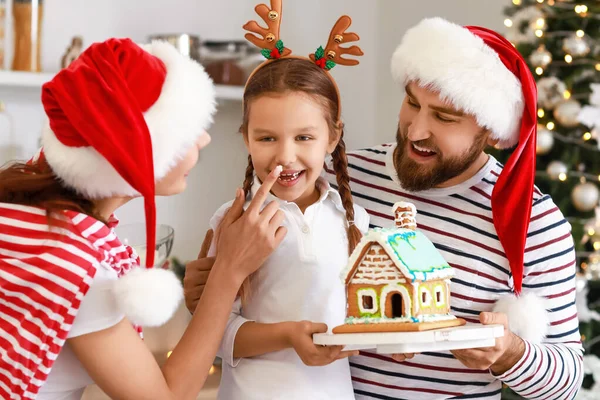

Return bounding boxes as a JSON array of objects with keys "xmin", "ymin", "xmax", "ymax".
[
  {"xmin": 487, "ymin": 136, "xmax": 500, "ymax": 148},
  {"xmin": 484, "ymin": 128, "xmax": 500, "ymax": 148},
  {"xmin": 327, "ymin": 120, "xmax": 343, "ymax": 154}
]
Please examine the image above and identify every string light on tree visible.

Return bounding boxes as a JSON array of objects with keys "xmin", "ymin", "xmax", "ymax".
[
  {"xmin": 512, "ymin": 0, "xmax": 521, "ymax": 4},
  {"xmin": 536, "ymin": 67, "xmax": 544, "ymax": 75},
  {"xmin": 538, "ymin": 109, "xmax": 545, "ymax": 118},
  {"xmin": 547, "ymin": 121, "xmax": 555, "ymax": 130},
  {"xmin": 589, "ymin": 211, "xmax": 600, "ymax": 244},
  {"xmin": 584, "ymin": 131, "xmax": 593, "ymax": 141},
  {"xmin": 565, "ymin": 54, "xmax": 573, "ymax": 63},
  {"xmin": 575, "ymin": 4, "xmax": 588, "ymax": 15},
  {"xmin": 535, "ymin": 18, "xmax": 546, "ymax": 30},
  {"xmin": 504, "ymin": 19, "xmax": 513, "ymax": 27}
]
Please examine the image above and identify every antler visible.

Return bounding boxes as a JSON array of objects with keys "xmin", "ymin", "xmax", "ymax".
[
  {"xmin": 243, "ymin": 0, "xmax": 292, "ymax": 58},
  {"xmin": 310, "ymin": 16, "xmax": 363, "ymax": 69}
]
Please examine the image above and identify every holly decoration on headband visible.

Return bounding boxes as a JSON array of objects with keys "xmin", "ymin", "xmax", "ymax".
[
  {"xmin": 314, "ymin": 46, "xmax": 337, "ymax": 71},
  {"xmin": 261, "ymin": 40, "xmax": 285, "ymax": 60}
]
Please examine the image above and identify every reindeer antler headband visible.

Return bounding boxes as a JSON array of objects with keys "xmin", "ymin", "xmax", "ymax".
[{"xmin": 243, "ymin": 0, "xmax": 364, "ymax": 118}]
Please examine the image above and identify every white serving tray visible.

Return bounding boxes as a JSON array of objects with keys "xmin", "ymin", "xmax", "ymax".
[{"xmin": 313, "ymin": 324, "xmax": 504, "ymax": 354}]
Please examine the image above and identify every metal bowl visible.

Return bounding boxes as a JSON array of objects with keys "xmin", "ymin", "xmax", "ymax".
[
  {"xmin": 115, "ymin": 223, "xmax": 175, "ymax": 267},
  {"xmin": 148, "ymin": 34, "xmax": 201, "ymax": 62}
]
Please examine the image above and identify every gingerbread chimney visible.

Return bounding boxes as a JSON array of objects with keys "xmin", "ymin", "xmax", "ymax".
[{"xmin": 393, "ymin": 201, "xmax": 417, "ymax": 230}]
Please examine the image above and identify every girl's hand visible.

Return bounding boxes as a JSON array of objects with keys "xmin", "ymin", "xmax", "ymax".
[
  {"xmin": 215, "ymin": 166, "xmax": 287, "ymax": 284},
  {"xmin": 284, "ymin": 321, "xmax": 358, "ymax": 366},
  {"xmin": 391, "ymin": 353, "xmax": 416, "ymax": 362}
]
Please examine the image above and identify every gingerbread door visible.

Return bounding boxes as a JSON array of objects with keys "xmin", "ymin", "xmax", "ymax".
[{"xmin": 383, "ymin": 287, "xmax": 411, "ymax": 318}]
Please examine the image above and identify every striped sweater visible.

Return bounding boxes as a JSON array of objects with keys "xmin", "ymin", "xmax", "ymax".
[
  {"xmin": 0, "ymin": 203, "xmax": 140, "ymax": 399},
  {"xmin": 324, "ymin": 144, "xmax": 583, "ymax": 400}
]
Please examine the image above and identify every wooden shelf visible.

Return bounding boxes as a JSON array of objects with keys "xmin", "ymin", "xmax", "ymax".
[{"xmin": 0, "ymin": 71, "xmax": 243, "ymax": 101}]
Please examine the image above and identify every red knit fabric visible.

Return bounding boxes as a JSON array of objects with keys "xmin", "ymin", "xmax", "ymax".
[
  {"xmin": 41, "ymin": 38, "xmax": 167, "ymax": 267},
  {"xmin": 466, "ymin": 26, "xmax": 538, "ymax": 294}
]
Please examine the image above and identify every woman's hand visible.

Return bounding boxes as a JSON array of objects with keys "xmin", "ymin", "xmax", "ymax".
[
  {"xmin": 284, "ymin": 321, "xmax": 358, "ymax": 366},
  {"xmin": 214, "ymin": 166, "xmax": 287, "ymax": 284}
]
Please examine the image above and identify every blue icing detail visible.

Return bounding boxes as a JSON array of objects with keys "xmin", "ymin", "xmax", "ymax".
[
  {"xmin": 411, "ymin": 317, "xmax": 419, "ymax": 323},
  {"xmin": 381, "ymin": 228, "xmax": 451, "ymax": 280}
]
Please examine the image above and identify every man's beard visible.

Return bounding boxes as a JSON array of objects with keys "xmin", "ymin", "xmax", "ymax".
[{"xmin": 393, "ymin": 127, "xmax": 488, "ymax": 192}]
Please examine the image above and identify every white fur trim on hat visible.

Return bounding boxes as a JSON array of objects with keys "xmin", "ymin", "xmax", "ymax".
[
  {"xmin": 493, "ymin": 292, "xmax": 549, "ymax": 344},
  {"xmin": 391, "ymin": 17, "xmax": 524, "ymax": 149},
  {"xmin": 42, "ymin": 40, "xmax": 217, "ymax": 198},
  {"xmin": 112, "ymin": 267, "xmax": 183, "ymax": 327}
]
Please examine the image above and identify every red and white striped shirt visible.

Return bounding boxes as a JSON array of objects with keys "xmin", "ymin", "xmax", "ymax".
[
  {"xmin": 324, "ymin": 144, "xmax": 583, "ymax": 400},
  {"xmin": 0, "ymin": 203, "xmax": 140, "ymax": 399}
]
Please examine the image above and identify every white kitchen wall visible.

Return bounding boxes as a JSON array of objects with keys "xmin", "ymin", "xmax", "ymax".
[{"xmin": 1, "ymin": 0, "xmax": 509, "ymax": 261}]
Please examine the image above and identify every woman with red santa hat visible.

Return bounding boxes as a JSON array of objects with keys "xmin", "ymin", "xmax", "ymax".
[{"xmin": 0, "ymin": 38, "xmax": 286, "ymax": 399}]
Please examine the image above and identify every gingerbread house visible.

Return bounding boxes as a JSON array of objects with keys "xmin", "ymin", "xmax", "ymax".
[{"xmin": 334, "ymin": 202, "xmax": 465, "ymax": 333}]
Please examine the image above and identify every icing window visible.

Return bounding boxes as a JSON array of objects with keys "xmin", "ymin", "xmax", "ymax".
[
  {"xmin": 435, "ymin": 286, "xmax": 445, "ymax": 306},
  {"xmin": 358, "ymin": 288, "xmax": 378, "ymax": 314},
  {"xmin": 420, "ymin": 287, "xmax": 431, "ymax": 307}
]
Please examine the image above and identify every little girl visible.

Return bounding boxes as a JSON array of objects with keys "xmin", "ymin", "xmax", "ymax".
[{"xmin": 208, "ymin": 2, "xmax": 368, "ymax": 399}]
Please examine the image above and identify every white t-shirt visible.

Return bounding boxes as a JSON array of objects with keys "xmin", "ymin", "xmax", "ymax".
[
  {"xmin": 214, "ymin": 177, "xmax": 369, "ymax": 400},
  {"xmin": 37, "ymin": 265, "xmax": 124, "ymax": 400}
]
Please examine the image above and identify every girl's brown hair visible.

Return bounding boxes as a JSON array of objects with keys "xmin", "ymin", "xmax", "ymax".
[
  {"xmin": 0, "ymin": 157, "xmax": 101, "ymax": 222},
  {"xmin": 239, "ymin": 58, "xmax": 362, "ymax": 300}
]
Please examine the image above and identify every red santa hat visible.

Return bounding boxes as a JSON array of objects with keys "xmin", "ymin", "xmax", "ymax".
[
  {"xmin": 392, "ymin": 18, "xmax": 548, "ymax": 342},
  {"xmin": 40, "ymin": 38, "xmax": 216, "ymax": 326}
]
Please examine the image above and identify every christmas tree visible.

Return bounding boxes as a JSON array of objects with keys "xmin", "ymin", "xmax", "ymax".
[{"xmin": 498, "ymin": 0, "xmax": 600, "ymax": 398}]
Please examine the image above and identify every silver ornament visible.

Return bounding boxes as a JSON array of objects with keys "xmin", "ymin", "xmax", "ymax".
[
  {"xmin": 546, "ymin": 160, "xmax": 568, "ymax": 180},
  {"xmin": 536, "ymin": 127, "xmax": 554, "ymax": 155},
  {"xmin": 572, "ymin": 182, "xmax": 599, "ymax": 212},
  {"xmin": 554, "ymin": 100, "xmax": 582, "ymax": 127},
  {"xmin": 505, "ymin": 6, "xmax": 545, "ymax": 44},
  {"xmin": 563, "ymin": 34, "xmax": 590, "ymax": 57},
  {"xmin": 537, "ymin": 77, "xmax": 567, "ymax": 109},
  {"xmin": 529, "ymin": 45, "xmax": 552, "ymax": 68}
]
